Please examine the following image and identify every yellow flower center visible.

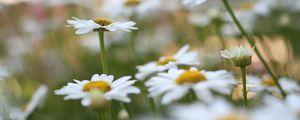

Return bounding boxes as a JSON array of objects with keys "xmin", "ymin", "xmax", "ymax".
[
  {"xmin": 156, "ymin": 57, "xmax": 176, "ymax": 65},
  {"xmin": 261, "ymin": 78, "xmax": 276, "ymax": 87},
  {"xmin": 238, "ymin": 2, "xmax": 254, "ymax": 10},
  {"xmin": 176, "ymin": 70, "xmax": 207, "ymax": 85},
  {"xmin": 83, "ymin": 81, "xmax": 111, "ymax": 92},
  {"xmin": 93, "ymin": 18, "xmax": 112, "ymax": 26},
  {"xmin": 218, "ymin": 115, "xmax": 244, "ymax": 120},
  {"xmin": 125, "ymin": 0, "xmax": 140, "ymax": 6}
]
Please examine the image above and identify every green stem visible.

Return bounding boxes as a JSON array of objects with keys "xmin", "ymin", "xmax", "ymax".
[
  {"xmin": 149, "ymin": 97, "xmax": 157, "ymax": 115},
  {"xmin": 97, "ymin": 110, "xmax": 104, "ymax": 120},
  {"xmin": 97, "ymin": 113, "xmax": 101, "ymax": 120},
  {"xmin": 240, "ymin": 66, "xmax": 248, "ymax": 108},
  {"xmin": 98, "ymin": 30, "xmax": 108, "ymax": 73},
  {"xmin": 222, "ymin": 0, "xmax": 286, "ymax": 98},
  {"xmin": 122, "ymin": 103, "xmax": 132, "ymax": 119},
  {"xmin": 129, "ymin": 31, "xmax": 138, "ymax": 65},
  {"xmin": 107, "ymin": 103, "xmax": 112, "ymax": 120}
]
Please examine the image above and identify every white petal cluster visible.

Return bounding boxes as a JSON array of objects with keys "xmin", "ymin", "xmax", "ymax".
[
  {"xmin": 55, "ymin": 74, "xmax": 140, "ymax": 107},
  {"xmin": 170, "ymin": 99, "xmax": 246, "ymax": 120},
  {"xmin": 102, "ymin": 0, "xmax": 161, "ymax": 19},
  {"xmin": 145, "ymin": 68, "xmax": 236, "ymax": 104},
  {"xmin": 220, "ymin": 45, "xmax": 254, "ymax": 67},
  {"xmin": 220, "ymin": 45, "xmax": 253, "ymax": 59},
  {"xmin": 169, "ymin": 94, "xmax": 300, "ymax": 120},
  {"xmin": 182, "ymin": 0, "xmax": 207, "ymax": 6},
  {"xmin": 135, "ymin": 45, "xmax": 200, "ymax": 80},
  {"xmin": 67, "ymin": 17, "xmax": 137, "ymax": 35},
  {"xmin": 10, "ymin": 85, "xmax": 48, "ymax": 120},
  {"xmin": 247, "ymin": 75, "xmax": 300, "ymax": 94},
  {"xmin": 252, "ymin": 94, "xmax": 300, "ymax": 120}
]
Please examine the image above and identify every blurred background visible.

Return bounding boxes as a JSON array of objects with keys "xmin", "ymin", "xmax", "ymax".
[{"xmin": 0, "ymin": 0, "xmax": 300, "ymax": 119}]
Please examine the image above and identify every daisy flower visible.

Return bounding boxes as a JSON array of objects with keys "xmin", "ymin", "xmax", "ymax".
[
  {"xmin": 102, "ymin": 0, "xmax": 161, "ymax": 19},
  {"xmin": 145, "ymin": 68, "xmax": 236, "ymax": 104},
  {"xmin": 221, "ymin": 11, "xmax": 256, "ymax": 36},
  {"xmin": 55, "ymin": 74, "xmax": 140, "ymax": 107},
  {"xmin": 182, "ymin": 0, "xmax": 207, "ymax": 6},
  {"xmin": 251, "ymin": 94, "xmax": 300, "ymax": 120},
  {"xmin": 135, "ymin": 44, "xmax": 200, "ymax": 80},
  {"xmin": 0, "ymin": 65, "xmax": 10, "ymax": 81},
  {"xmin": 247, "ymin": 75, "xmax": 300, "ymax": 94},
  {"xmin": 220, "ymin": 45, "xmax": 254, "ymax": 67},
  {"xmin": 66, "ymin": 17, "xmax": 138, "ymax": 34},
  {"xmin": 170, "ymin": 99, "xmax": 247, "ymax": 120},
  {"xmin": 10, "ymin": 85, "xmax": 48, "ymax": 120}
]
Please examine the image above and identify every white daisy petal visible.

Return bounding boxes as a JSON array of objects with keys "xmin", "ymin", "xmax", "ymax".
[
  {"xmin": 55, "ymin": 74, "xmax": 140, "ymax": 107},
  {"xmin": 81, "ymin": 97, "xmax": 91, "ymax": 107},
  {"xmin": 161, "ymin": 86, "xmax": 189, "ymax": 105},
  {"xmin": 112, "ymin": 76, "xmax": 132, "ymax": 88},
  {"xmin": 146, "ymin": 68, "xmax": 235, "ymax": 104},
  {"xmin": 91, "ymin": 74, "xmax": 101, "ymax": 81},
  {"xmin": 135, "ymin": 44, "xmax": 199, "ymax": 80}
]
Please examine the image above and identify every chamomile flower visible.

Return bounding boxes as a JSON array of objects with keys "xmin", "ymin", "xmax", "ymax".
[
  {"xmin": 55, "ymin": 74, "xmax": 140, "ymax": 107},
  {"xmin": 102, "ymin": 0, "xmax": 161, "ymax": 19},
  {"xmin": 67, "ymin": 17, "xmax": 137, "ymax": 34},
  {"xmin": 220, "ymin": 45, "xmax": 254, "ymax": 67},
  {"xmin": 10, "ymin": 85, "xmax": 48, "ymax": 120},
  {"xmin": 170, "ymin": 99, "xmax": 247, "ymax": 120},
  {"xmin": 145, "ymin": 68, "xmax": 236, "ymax": 104},
  {"xmin": 0, "ymin": 66, "xmax": 10, "ymax": 81},
  {"xmin": 247, "ymin": 75, "xmax": 300, "ymax": 94},
  {"xmin": 182, "ymin": 0, "xmax": 207, "ymax": 6},
  {"xmin": 251, "ymin": 94, "xmax": 300, "ymax": 120},
  {"xmin": 135, "ymin": 45, "xmax": 200, "ymax": 80}
]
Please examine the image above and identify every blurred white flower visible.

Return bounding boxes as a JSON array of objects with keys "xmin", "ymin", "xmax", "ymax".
[
  {"xmin": 170, "ymin": 99, "xmax": 247, "ymax": 120},
  {"xmin": 272, "ymin": 0, "xmax": 300, "ymax": 12},
  {"xmin": 135, "ymin": 45, "xmax": 200, "ymax": 80},
  {"xmin": 118, "ymin": 109, "xmax": 129, "ymax": 120},
  {"xmin": 251, "ymin": 94, "xmax": 300, "ymax": 120},
  {"xmin": 10, "ymin": 85, "xmax": 48, "ymax": 120},
  {"xmin": 182, "ymin": 0, "xmax": 207, "ymax": 6},
  {"xmin": 55, "ymin": 74, "xmax": 140, "ymax": 107},
  {"xmin": 136, "ymin": 24, "xmax": 174, "ymax": 55},
  {"xmin": 67, "ymin": 17, "xmax": 137, "ymax": 34},
  {"xmin": 0, "ymin": 66, "xmax": 10, "ymax": 81},
  {"xmin": 253, "ymin": 0, "xmax": 274, "ymax": 16},
  {"xmin": 278, "ymin": 14, "xmax": 290, "ymax": 27},
  {"xmin": 247, "ymin": 75, "xmax": 300, "ymax": 94},
  {"xmin": 102, "ymin": 0, "xmax": 161, "ymax": 19},
  {"xmin": 145, "ymin": 68, "xmax": 236, "ymax": 104},
  {"xmin": 221, "ymin": 11, "xmax": 256, "ymax": 36},
  {"xmin": 187, "ymin": 7, "xmax": 221, "ymax": 27},
  {"xmin": 220, "ymin": 45, "xmax": 253, "ymax": 67}
]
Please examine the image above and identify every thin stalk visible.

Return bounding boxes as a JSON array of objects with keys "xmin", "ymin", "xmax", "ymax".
[
  {"xmin": 283, "ymin": 37, "xmax": 292, "ymax": 77},
  {"xmin": 122, "ymin": 103, "xmax": 132, "ymax": 119},
  {"xmin": 149, "ymin": 97, "xmax": 157, "ymax": 116},
  {"xmin": 129, "ymin": 14, "xmax": 139, "ymax": 66},
  {"xmin": 257, "ymin": 37, "xmax": 278, "ymax": 73},
  {"xmin": 97, "ymin": 113, "xmax": 100, "ymax": 120},
  {"xmin": 107, "ymin": 103, "xmax": 112, "ymax": 120},
  {"xmin": 137, "ymin": 80, "xmax": 158, "ymax": 115},
  {"xmin": 222, "ymin": 0, "xmax": 286, "ymax": 98},
  {"xmin": 129, "ymin": 30, "xmax": 138, "ymax": 65},
  {"xmin": 217, "ymin": 29, "xmax": 227, "ymax": 49},
  {"xmin": 97, "ymin": 110, "xmax": 104, "ymax": 120},
  {"xmin": 97, "ymin": 30, "xmax": 108, "ymax": 73},
  {"xmin": 240, "ymin": 66, "xmax": 248, "ymax": 108},
  {"xmin": 97, "ymin": 31, "xmax": 111, "ymax": 120}
]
